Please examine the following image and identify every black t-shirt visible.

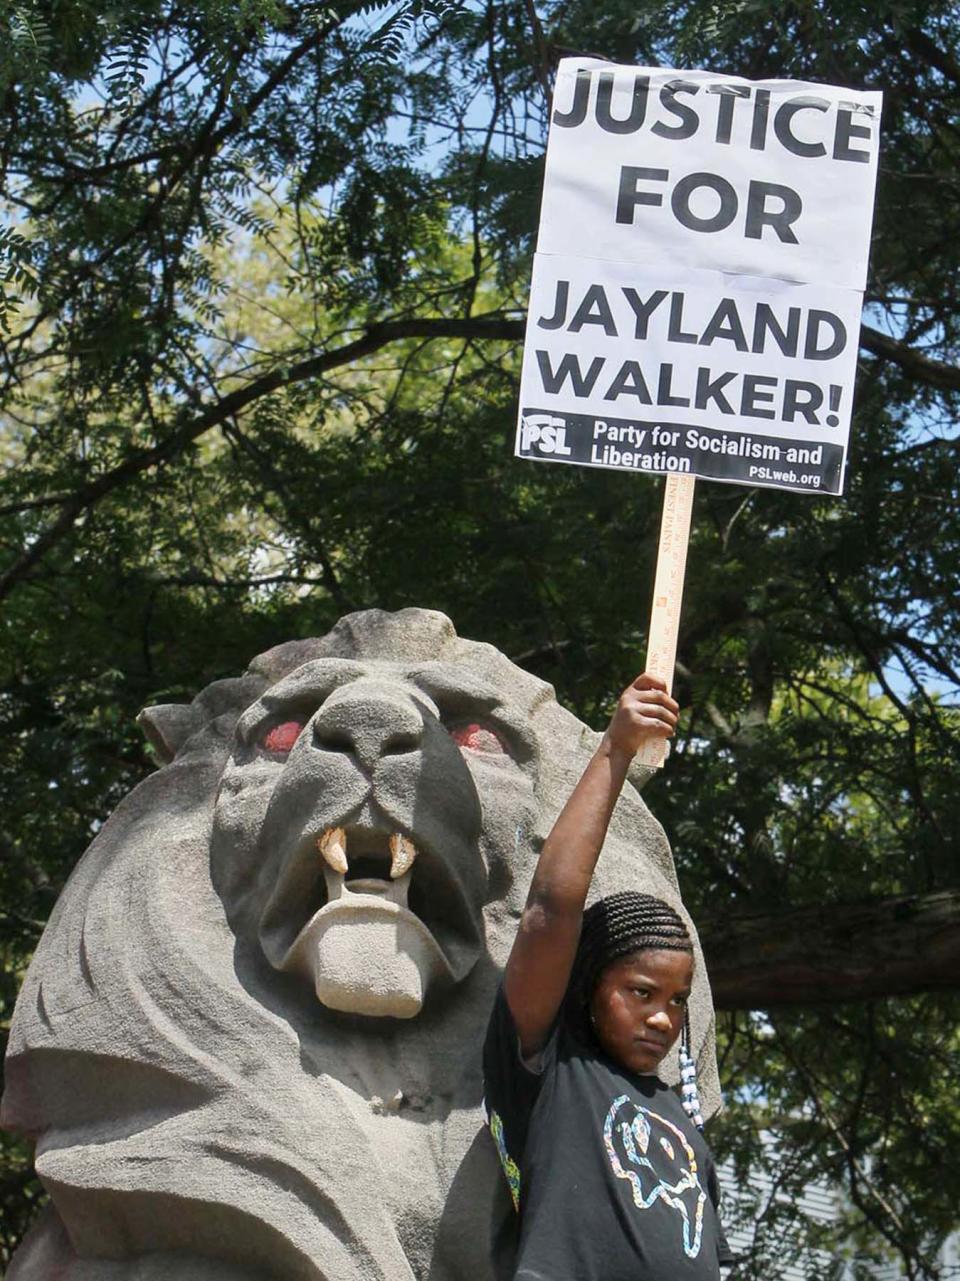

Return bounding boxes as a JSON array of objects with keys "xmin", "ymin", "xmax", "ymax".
[{"xmin": 483, "ymin": 987, "xmax": 734, "ymax": 1281}]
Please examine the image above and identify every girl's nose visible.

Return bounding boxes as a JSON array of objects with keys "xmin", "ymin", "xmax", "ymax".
[{"xmin": 647, "ymin": 1009, "xmax": 672, "ymax": 1032}]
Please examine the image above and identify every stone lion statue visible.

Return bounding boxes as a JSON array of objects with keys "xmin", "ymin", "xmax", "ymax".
[{"xmin": 2, "ymin": 608, "xmax": 719, "ymax": 1280}]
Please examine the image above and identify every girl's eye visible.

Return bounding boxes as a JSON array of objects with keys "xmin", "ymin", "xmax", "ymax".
[
  {"xmin": 632, "ymin": 988, "xmax": 651, "ymax": 1000},
  {"xmin": 671, "ymin": 995, "xmax": 689, "ymax": 1007},
  {"xmin": 261, "ymin": 719, "xmax": 306, "ymax": 756},
  {"xmin": 450, "ymin": 722, "xmax": 507, "ymax": 756}
]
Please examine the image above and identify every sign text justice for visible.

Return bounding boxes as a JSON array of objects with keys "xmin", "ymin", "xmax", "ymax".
[{"xmin": 555, "ymin": 70, "xmax": 874, "ymax": 245}]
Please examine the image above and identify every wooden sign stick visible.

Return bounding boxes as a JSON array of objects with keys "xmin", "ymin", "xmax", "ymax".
[{"xmin": 637, "ymin": 473, "xmax": 696, "ymax": 770}]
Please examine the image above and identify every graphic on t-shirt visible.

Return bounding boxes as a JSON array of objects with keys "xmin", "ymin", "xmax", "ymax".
[
  {"xmin": 603, "ymin": 1094, "xmax": 707, "ymax": 1258},
  {"xmin": 488, "ymin": 1107, "xmax": 522, "ymax": 1210}
]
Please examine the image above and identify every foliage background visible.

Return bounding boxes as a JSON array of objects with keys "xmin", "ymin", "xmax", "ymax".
[{"xmin": 1, "ymin": 0, "xmax": 958, "ymax": 1275}]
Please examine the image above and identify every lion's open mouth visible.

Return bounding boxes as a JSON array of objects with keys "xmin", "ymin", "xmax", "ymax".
[
  {"xmin": 257, "ymin": 819, "xmax": 479, "ymax": 1006},
  {"xmin": 314, "ymin": 826, "xmax": 422, "ymax": 920},
  {"xmin": 317, "ymin": 826, "xmax": 416, "ymax": 883}
]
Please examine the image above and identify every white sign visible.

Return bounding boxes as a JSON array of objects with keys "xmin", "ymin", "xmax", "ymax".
[{"xmin": 516, "ymin": 60, "xmax": 882, "ymax": 494}]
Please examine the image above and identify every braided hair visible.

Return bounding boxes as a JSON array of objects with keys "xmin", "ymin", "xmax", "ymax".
[
  {"xmin": 572, "ymin": 890, "xmax": 693, "ymax": 1001},
  {"xmin": 568, "ymin": 890, "xmax": 704, "ymax": 1129}
]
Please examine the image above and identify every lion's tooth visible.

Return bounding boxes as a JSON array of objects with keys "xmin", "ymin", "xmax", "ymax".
[
  {"xmin": 322, "ymin": 863, "xmax": 345, "ymax": 902},
  {"xmin": 389, "ymin": 833, "xmax": 417, "ymax": 879},
  {"xmin": 387, "ymin": 869, "xmax": 411, "ymax": 908},
  {"xmin": 318, "ymin": 827, "xmax": 348, "ymax": 874}
]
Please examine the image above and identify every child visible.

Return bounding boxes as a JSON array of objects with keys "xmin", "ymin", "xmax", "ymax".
[{"xmin": 484, "ymin": 673, "xmax": 733, "ymax": 1279}]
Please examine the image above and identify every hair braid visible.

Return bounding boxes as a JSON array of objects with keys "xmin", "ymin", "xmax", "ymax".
[{"xmin": 572, "ymin": 890, "xmax": 693, "ymax": 1004}]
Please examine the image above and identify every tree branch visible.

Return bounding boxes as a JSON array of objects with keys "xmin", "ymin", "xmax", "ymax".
[
  {"xmin": 703, "ymin": 890, "xmax": 960, "ymax": 1008},
  {"xmin": 3, "ymin": 21, "xmax": 337, "ymax": 368},
  {"xmin": 899, "ymin": 25, "xmax": 960, "ymax": 90},
  {"xmin": 859, "ymin": 323, "xmax": 960, "ymax": 393},
  {"xmin": 3, "ymin": 312, "xmax": 957, "ymax": 602},
  {"xmin": 0, "ymin": 314, "xmax": 522, "ymax": 602}
]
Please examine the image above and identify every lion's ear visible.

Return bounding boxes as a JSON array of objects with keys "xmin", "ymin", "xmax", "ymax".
[{"xmin": 137, "ymin": 703, "xmax": 203, "ymax": 764}]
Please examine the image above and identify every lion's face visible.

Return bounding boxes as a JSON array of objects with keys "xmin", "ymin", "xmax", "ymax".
[{"xmin": 211, "ymin": 657, "xmax": 540, "ymax": 1018}]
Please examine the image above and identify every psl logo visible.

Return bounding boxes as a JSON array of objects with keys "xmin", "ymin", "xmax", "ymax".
[{"xmin": 519, "ymin": 413, "xmax": 572, "ymax": 456}]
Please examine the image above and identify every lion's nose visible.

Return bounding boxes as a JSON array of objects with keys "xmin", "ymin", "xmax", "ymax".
[{"xmin": 311, "ymin": 685, "xmax": 424, "ymax": 773}]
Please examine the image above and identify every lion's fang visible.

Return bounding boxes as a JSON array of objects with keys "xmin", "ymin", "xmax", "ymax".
[
  {"xmin": 389, "ymin": 833, "xmax": 417, "ymax": 879},
  {"xmin": 319, "ymin": 827, "xmax": 416, "ymax": 880},
  {"xmin": 318, "ymin": 827, "xmax": 348, "ymax": 874}
]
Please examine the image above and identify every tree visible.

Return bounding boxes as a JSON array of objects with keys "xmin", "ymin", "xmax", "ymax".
[{"xmin": 1, "ymin": 1, "xmax": 958, "ymax": 1275}]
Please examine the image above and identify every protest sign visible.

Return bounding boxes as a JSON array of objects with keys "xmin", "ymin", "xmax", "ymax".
[{"xmin": 516, "ymin": 60, "xmax": 882, "ymax": 495}]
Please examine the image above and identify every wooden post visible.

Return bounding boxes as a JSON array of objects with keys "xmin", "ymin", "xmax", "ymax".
[{"xmin": 637, "ymin": 473, "xmax": 696, "ymax": 770}]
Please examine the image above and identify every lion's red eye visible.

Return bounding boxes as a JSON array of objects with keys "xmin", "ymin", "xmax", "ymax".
[
  {"xmin": 450, "ymin": 723, "xmax": 506, "ymax": 755},
  {"xmin": 262, "ymin": 720, "xmax": 305, "ymax": 755}
]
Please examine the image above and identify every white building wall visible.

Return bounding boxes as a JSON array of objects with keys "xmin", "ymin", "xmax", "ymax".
[{"xmin": 717, "ymin": 1158, "xmax": 958, "ymax": 1280}]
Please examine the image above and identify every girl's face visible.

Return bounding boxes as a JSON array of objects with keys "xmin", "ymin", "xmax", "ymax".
[{"xmin": 589, "ymin": 948, "xmax": 693, "ymax": 1075}]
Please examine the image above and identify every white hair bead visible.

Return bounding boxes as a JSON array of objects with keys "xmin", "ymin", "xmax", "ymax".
[{"xmin": 679, "ymin": 1022, "xmax": 704, "ymax": 1132}]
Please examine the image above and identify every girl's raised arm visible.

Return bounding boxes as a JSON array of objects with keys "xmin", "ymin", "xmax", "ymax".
[{"xmin": 503, "ymin": 673, "xmax": 679, "ymax": 1058}]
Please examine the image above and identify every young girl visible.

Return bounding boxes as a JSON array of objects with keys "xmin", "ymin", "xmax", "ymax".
[{"xmin": 484, "ymin": 673, "xmax": 733, "ymax": 1280}]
